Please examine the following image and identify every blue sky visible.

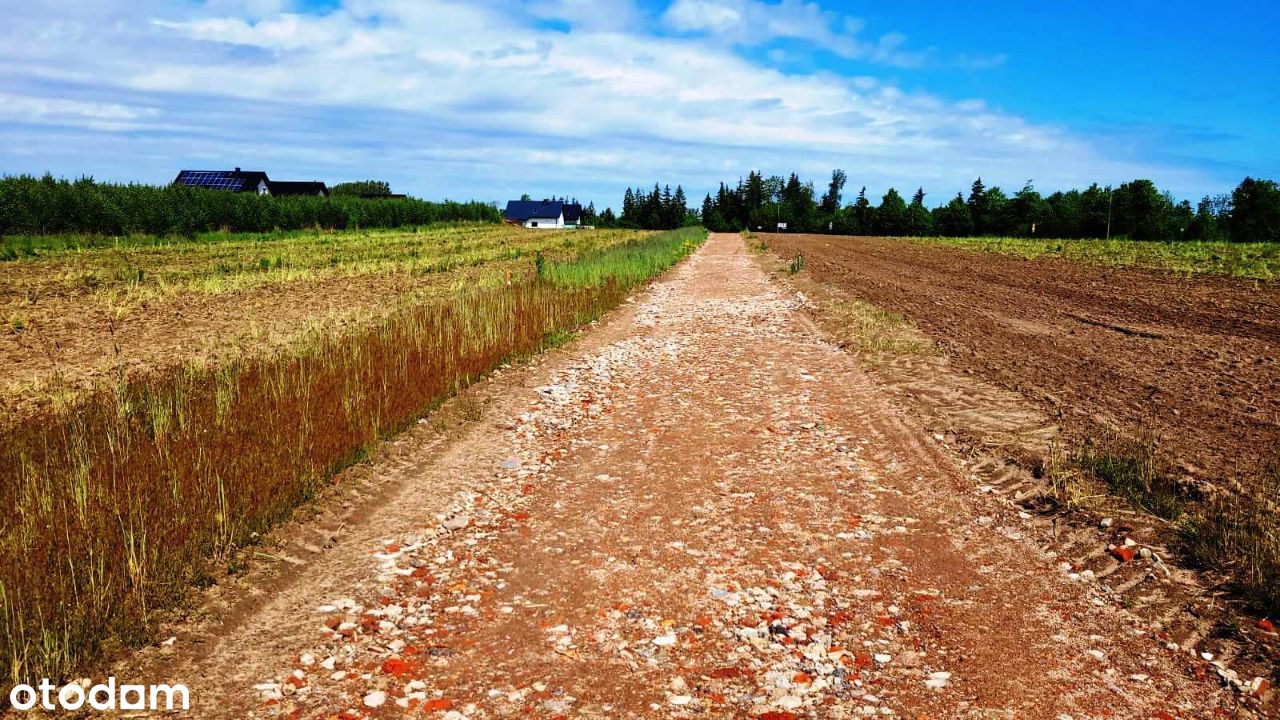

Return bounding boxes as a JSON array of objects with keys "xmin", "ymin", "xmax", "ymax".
[{"xmin": 0, "ymin": 0, "xmax": 1276, "ymax": 210}]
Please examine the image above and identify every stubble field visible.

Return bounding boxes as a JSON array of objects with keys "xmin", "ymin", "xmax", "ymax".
[
  {"xmin": 0, "ymin": 222, "xmax": 705, "ymax": 685},
  {"xmin": 0, "ymin": 224, "xmax": 652, "ymax": 409}
]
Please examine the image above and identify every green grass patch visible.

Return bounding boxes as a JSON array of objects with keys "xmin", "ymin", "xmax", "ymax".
[
  {"xmin": 541, "ymin": 226, "xmax": 706, "ymax": 288},
  {"xmin": 898, "ymin": 236, "xmax": 1280, "ymax": 280},
  {"xmin": 1062, "ymin": 433, "xmax": 1279, "ymax": 613},
  {"xmin": 1076, "ymin": 435, "xmax": 1186, "ymax": 521}
]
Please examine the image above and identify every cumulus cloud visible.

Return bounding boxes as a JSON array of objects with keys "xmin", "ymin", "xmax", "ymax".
[
  {"xmin": 0, "ymin": 0, "xmax": 1219, "ymax": 202},
  {"xmin": 663, "ymin": 0, "xmax": 929, "ymax": 67}
]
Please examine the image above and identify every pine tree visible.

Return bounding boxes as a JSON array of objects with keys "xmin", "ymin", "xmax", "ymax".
[
  {"xmin": 821, "ymin": 169, "xmax": 847, "ymax": 215},
  {"xmin": 967, "ymin": 177, "xmax": 987, "ymax": 234},
  {"xmin": 853, "ymin": 187, "xmax": 871, "ymax": 233},
  {"xmin": 906, "ymin": 187, "xmax": 931, "ymax": 236},
  {"xmin": 622, "ymin": 188, "xmax": 636, "ymax": 225},
  {"xmin": 673, "ymin": 185, "xmax": 688, "ymax": 227}
]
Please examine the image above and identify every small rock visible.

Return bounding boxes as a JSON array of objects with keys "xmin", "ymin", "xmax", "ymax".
[
  {"xmin": 1249, "ymin": 677, "xmax": 1271, "ymax": 698},
  {"xmin": 364, "ymin": 691, "xmax": 387, "ymax": 708},
  {"xmin": 442, "ymin": 515, "xmax": 471, "ymax": 532},
  {"xmin": 778, "ymin": 695, "xmax": 803, "ymax": 709},
  {"xmin": 898, "ymin": 651, "xmax": 924, "ymax": 667},
  {"xmin": 925, "ymin": 671, "xmax": 951, "ymax": 690}
]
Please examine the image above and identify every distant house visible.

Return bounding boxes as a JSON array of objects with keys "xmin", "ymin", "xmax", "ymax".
[
  {"xmin": 174, "ymin": 169, "xmax": 328, "ymax": 197},
  {"xmin": 268, "ymin": 180, "xmax": 329, "ymax": 197},
  {"xmin": 174, "ymin": 168, "xmax": 270, "ymax": 195},
  {"xmin": 503, "ymin": 199, "xmax": 584, "ymax": 229}
]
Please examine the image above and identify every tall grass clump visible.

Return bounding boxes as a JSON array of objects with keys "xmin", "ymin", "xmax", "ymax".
[
  {"xmin": 1068, "ymin": 433, "xmax": 1280, "ymax": 613},
  {"xmin": 0, "ymin": 228, "xmax": 703, "ymax": 685},
  {"xmin": 0, "ymin": 174, "xmax": 499, "ymax": 239},
  {"xmin": 1182, "ymin": 470, "xmax": 1280, "ymax": 613}
]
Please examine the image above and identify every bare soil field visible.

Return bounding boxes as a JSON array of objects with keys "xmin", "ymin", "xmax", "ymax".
[{"xmin": 760, "ymin": 233, "xmax": 1280, "ymax": 485}]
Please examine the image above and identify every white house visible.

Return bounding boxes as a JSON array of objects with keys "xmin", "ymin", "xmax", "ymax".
[{"xmin": 503, "ymin": 199, "xmax": 582, "ymax": 229}]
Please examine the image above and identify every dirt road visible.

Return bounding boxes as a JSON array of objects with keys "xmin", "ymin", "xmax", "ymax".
[
  {"xmin": 761, "ymin": 233, "xmax": 1280, "ymax": 484},
  {"xmin": 128, "ymin": 233, "xmax": 1237, "ymax": 718}
]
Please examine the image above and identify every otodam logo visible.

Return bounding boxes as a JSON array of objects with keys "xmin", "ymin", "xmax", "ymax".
[{"xmin": 7, "ymin": 678, "xmax": 190, "ymax": 712}]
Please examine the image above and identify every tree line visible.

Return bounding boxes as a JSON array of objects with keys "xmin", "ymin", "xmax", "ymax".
[
  {"xmin": 695, "ymin": 170, "xmax": 1280, "ymax": 242},
  {"xmin": 0, "ymin": 175, "xmax": 500, "ymax": 237},
  {"xmin": 583, "ymin": 184, "xmax": 700, "ymax": 230}
]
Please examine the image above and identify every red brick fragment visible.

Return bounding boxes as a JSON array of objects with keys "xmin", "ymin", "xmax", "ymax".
[
  {"xmin": 422, "ymin": 697, "xmax": 454, "ymax": 711},
  {"xmin": 1110, "ymin": 545, "xmax": 1137, "ymax": 563},
  {"xmin": 381, "ymin": 657, "xmax": 418, "ymax": 678}
]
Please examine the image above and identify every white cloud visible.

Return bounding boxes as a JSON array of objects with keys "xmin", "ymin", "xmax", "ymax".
[
  {"xmin": 0, "ymin": 92, "xmax": 160, "ymax": 131},
  {"xmin": 666, "ymin": 0, "xmax": 743, "ymax": 33},
  {"xmin": 0, "ymin": 0, "xmax": 1222, "ymax": 203},
  {"xmin": 662, "ymin": 0, "xmax": 929, "ymax": 67}
]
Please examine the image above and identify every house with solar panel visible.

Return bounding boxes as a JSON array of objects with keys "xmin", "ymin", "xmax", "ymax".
[
  {"xmin": 268, "ymin": 181, "xmax": 329, "ymax": 197},
  {"xmin": 502, "ymin": 199, "xmax": 584, "ymax": 229},
  {"xmin": 173, "ymin": 168, "xmax": 328, "ymax": 197}
]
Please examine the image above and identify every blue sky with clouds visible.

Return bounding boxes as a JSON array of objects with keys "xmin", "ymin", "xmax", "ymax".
[{"xmin": 1, "ymin": 0, "xmax": 1276, "ymax": 209}]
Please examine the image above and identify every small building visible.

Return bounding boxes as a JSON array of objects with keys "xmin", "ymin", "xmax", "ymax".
[
  {"xmin": 174, "ymin": 169, "xmax": 332, "ymax": 198},
  {"xmin": 174, "ymin": 168, "xmax": 271, "ymax": 195},
  {"xmin": 503, "ymin": 199, "xmax": 585, "ymax": 229},
  {"xmin": 269, "ymin": 180, "xmax": 329, "ymax": 197},
  {"xmin": 504, "ymin": 200, "xmax": 565, "ymax": 229}
]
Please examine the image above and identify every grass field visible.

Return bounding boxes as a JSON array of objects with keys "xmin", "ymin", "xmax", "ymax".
[
  {"xmin": 0, "ymin": 224, "xmax": 657, "ymax": 403},
  {"xmin": 1, "ymin": 223, "xmax": 647, "ymax": 304},
  {"xmin": 898, "ymin": 235, "xmax": 1280, "ymax": 280},
  {"xmin": 0, "ymin": 224, "xmax": 705, "ymax": 684}
]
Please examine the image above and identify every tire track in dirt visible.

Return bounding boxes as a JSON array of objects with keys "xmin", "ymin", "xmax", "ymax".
[{"xmin": 121, "ymin": 233, "xmax": 1237, "ymax": 718}]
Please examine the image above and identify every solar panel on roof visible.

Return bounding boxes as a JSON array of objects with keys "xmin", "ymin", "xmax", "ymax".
[{"xmin": 178, "ymin": 171, "xmax": 250, "ymax": 191}]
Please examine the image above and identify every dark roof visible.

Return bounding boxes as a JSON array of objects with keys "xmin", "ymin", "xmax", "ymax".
[
  {"xmin": 503, "ymin": 200, "xmax": 565, "ymax": 222},
  {"xmin": 174, "ymin": 169, "xmax": 270, "ymax": 192},
  {"xmin": 562, "ymin": 203, "xmax": 583, "ymax": 224},
  {"xmin": 269, "ymin": 180, "xmax": 329, "ymax": 197}
]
